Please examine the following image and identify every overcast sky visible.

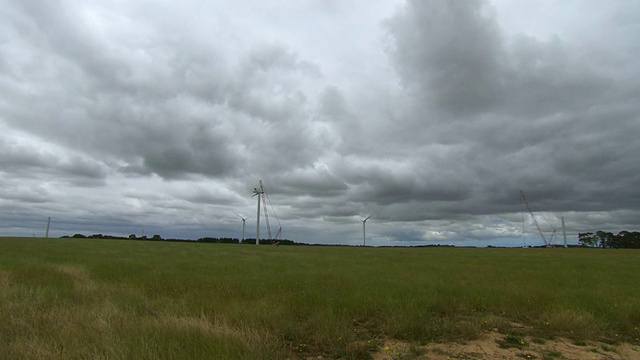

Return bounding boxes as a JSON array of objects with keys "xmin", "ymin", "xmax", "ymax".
[{"xmin": 1, "ymin": 0, "xmax": 639, "ymax": 246}]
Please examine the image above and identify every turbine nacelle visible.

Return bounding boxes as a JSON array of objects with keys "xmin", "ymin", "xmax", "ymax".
[
  {"xmin": 361, "ymin": 213, "xmax": 374, "ymax": 223},
  {"xmin": 232, "ymin": 211, "xmax": 248, "ymax": 221}
]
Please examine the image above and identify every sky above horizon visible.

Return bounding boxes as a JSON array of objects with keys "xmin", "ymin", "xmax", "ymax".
[{"xmin": 1, "ymin": 0, "xmax": 639, "ymax": 246}]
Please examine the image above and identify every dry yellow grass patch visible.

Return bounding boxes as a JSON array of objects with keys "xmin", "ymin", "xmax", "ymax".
[
  {"xmin": 54, "ymin": 264, "xmax": 97, "ymax": 291},
  {"xmin": 148, "ymin": 314, "xmax": 275, "ymax": 349},
  {"xmin": 0, "ymin": 270, "xmax": 9, "ymax": 290}
]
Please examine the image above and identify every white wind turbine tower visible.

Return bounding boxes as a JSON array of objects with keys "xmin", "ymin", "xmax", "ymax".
[
  {"xmin": 232, "ymin": 212, "xmax": 249, "ymax": 242},
  {"xmin": 361, "ymin": 213, "xmax": 374, "ymax": 246},
  {"xmin": 252, "ymin": 181, "xmax": 265, "ymax": 245}
]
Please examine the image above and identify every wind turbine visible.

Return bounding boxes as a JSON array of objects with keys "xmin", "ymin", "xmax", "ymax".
[
  {"xmin": 232, "ymin": 212, "xmax": 249, "ymax": 242},
  {"xmin": 361, "ymin": 213, "xmax": 374, "ymax": 246}
]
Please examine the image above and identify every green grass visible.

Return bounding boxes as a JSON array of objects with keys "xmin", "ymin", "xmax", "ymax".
[{"xmin": 1, "ymin": 237, "xmax": 640, "ymax": 359}]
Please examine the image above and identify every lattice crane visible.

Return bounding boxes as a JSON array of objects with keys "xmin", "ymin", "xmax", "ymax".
[{"xmin": 520, "ymin": 190, "xmax": 554, "ymax": 246}]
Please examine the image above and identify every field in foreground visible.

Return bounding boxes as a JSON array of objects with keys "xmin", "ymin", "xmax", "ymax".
[{"xmin": 1, "ymin": 237, "xmax": 640, "ymax": 359}]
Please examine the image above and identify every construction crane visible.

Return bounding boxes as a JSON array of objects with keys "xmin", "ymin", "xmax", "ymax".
[
  {"xmin": 252, "ymin": 180, "xmax": 282, "ymax": 245},
  {"xmin": 520, "ymin": 190, "xmax": 555, "ymax": 247}
]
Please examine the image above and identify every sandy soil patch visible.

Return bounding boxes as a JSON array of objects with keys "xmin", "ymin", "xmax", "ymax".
[{"xmin": 371, "ymin": 331, "xmax": 640, "ymax": 360}]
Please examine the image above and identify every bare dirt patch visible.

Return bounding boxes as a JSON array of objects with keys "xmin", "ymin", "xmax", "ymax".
[{"xmin": 372, "ymin": 331, "xmax": 640, "ymax": 360}]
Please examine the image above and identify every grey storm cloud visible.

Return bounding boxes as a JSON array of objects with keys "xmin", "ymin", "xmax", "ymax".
[
  {"xmin": 386, "ymin": 0, "xmax": 507, "ymax": 115},
  {"xmin": 1, "ymin": 0, "xmax": 639, "ymax": 245},
  {"xmin": 381, "ymin": 0, "xmax": 640, "ymax": 215}
]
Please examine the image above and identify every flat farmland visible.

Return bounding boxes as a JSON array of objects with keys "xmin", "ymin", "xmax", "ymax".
[{"xmin": 1, "ymin": 237, "xmax": 639, "ymax": 359}]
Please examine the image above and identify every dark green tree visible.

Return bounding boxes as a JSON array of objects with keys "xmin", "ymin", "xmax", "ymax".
[
  {"xmin": 578, "ymin": 232, "xmax": 598, "ymax": 247},
  {"xmin": 613, "ymin": 231, "xmax": 640, "ymax": 249},
  {"xmin": 595, "ymin": 231, "xmax": 614, "ymax": 248}
]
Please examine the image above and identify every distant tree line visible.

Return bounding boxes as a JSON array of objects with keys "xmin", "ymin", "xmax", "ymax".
[
  {"xmin": 61, "ymin": 233, "xmax": 304, "ymax": 245},
  {"xmin": 63, "ymin": 233, "xmax": 170, "ymax": 241},
  {"xmin": 239, "ymin": 238, "xmax": 301, "ymax": 245},
  {"xmin": 578, "ymin": 231, "xmax": 640, "ymax": 248},
  {"xmin": 196, "ymin": 237, "xmax": 238, "ymax": 244}
]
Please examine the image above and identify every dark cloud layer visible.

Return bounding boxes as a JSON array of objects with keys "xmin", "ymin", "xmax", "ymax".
[{"xmin": 1, "ymin": 0, "xmax": 638, "ymax": 245}]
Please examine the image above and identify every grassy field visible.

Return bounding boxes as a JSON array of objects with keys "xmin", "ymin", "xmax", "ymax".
[{"xmin": 1, "ymin": 237, "xmax": 640, "ymax": 359}]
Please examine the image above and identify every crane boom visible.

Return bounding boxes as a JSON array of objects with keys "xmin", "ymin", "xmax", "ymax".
[
  {"xmin": 260, "ymin": 180, "xmax": 273, "ymax": 241},
  {"xmin": 520, "ymin": 190, "xmax": 549, "ymax": 246}
]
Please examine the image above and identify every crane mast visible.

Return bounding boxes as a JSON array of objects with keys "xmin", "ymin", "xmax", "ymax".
[{"xmin": 520, "ymin": 190, "xmax": 549, "ymax": 246}]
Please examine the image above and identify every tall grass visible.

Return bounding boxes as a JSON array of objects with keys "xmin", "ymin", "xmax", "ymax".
[{"xmin": 1, "ymin": 237, "xmax": 639, "ymax": 359}]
